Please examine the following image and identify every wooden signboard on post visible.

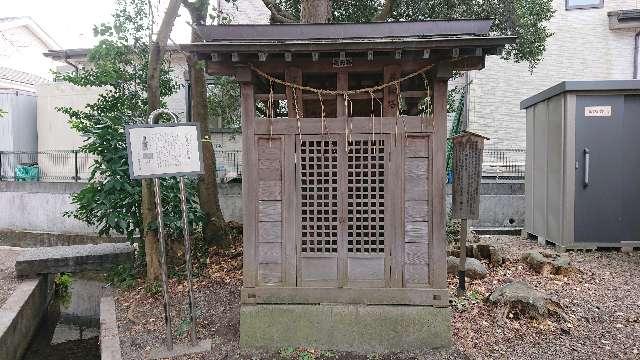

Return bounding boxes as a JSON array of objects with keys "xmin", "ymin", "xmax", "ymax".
[
  {"xmin": 452, "ymin": 131, "xmax": 488, "ymax": 220},
  {"xmin": 451, "ymin": 131, "xmax": 488, "ymax": 296}
]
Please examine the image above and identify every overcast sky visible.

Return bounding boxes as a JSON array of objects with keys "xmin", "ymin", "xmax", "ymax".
[{"xmin": 4, "ymin": 0, "xmax": 195, "ymax": 49}]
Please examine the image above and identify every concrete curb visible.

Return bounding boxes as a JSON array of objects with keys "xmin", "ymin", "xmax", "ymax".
[
  {"xmin": 0, "ymin": 275, "xmax": 54, "ymax": 360},
  {"xmin": 100, "ymin": 296, "xmax": 123, "ymax": 360}
]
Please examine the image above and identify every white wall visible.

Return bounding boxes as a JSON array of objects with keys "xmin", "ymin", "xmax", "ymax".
[
  {"xmin": 36, "ymin": 82, "xmax": 100, "ymax": 151},
  {"xmin": 0, "ymin": 24, "xmax": 55, "ymax": 80},
  {"xmin": 467, "ymin": 0, "xmax": 638, "ymax": 149},
  {"xmin": 0, "ymin": 90, "xmax": 37, "ymax": 152}
]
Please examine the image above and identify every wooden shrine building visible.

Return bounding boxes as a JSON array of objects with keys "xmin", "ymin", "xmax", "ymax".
[{"xmin": 183, "ymin": 20, "xmax": 514, "ymax": 351}]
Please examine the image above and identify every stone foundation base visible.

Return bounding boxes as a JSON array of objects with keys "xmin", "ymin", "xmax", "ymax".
[{"xmin": 240, "ymin": 304, "xmax": 451, "ymax": 352}]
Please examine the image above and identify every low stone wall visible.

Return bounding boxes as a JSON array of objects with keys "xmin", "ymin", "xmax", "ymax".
[
  {"xmin": 446, "ymin": 181, "xmax": 524, "ymax": 230},
  {"xmin": 0, "ymin": 274, "xmax": 54, "ymax": 360},
  {"xmin": 0, "ymin": 182, "xmax": 243, "ymax": 240},
  {"xmin": 0, "ymin": 180, "xmax": 522, "ymax": 240},
  {"xmin": 0, "ymin": 182, "xmax": 97, "ymax": 235}
]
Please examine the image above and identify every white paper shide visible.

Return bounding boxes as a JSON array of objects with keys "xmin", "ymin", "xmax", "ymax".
[{"xmin": 127, "ymin": 125, "xmax": 202, "ymax": 178}]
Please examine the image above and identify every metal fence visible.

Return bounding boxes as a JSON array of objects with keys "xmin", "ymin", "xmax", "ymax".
[
  {"xmin": 0, "ymin": 148, "xmax": 521, "ymax": 182},
  {"xmin": 0, "ymin": 149, "xmax": 244, "ymax": 183},
  {"xmin": 216, "ymin": 150, "xmax": 242, "ymax": 182},
  {"xmin": 0, "ymin": 151, "xmax": 97, "ymax": 182},
  {"xmin": 482, "ymin": 147, "xmax": 525, "ymax": 180}
]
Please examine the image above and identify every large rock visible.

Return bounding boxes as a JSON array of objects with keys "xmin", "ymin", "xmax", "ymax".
[
  {"xmin": 489, "ymin": 281, "xmax": 565, "ymax": 320},
  {"xmin": 447, "ymin": 256, "xmax": 488, "ymax": 279},
  {"xmin": 521, "ymin": 250, "xmax": 574, "ymax": 275}
]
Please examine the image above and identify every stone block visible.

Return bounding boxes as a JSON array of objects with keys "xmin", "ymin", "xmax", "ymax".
[
  {"xmin": 15, "ymin": 243, "xmax": 133, "ymax": 277},
  {"xmin": 240, "ymin": 304, "xmax": 451, "ymax": 352}
]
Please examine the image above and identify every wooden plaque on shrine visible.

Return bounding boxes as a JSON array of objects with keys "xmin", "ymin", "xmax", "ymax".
[{"xmin": 452, "ymin": 131, "xmax": 489, "ymax": 220}]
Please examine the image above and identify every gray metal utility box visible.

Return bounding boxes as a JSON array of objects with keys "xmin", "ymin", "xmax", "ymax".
[{"xmin": 521, "ymin": 80, "xmax": 640, "ymax": 249}]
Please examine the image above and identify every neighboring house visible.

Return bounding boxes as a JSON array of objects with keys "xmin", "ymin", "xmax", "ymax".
[
  {"xmin": 0, "ymin": 16, "xmax": 60, "ymax": 86},
  {"xmin": 466, "ymin": 0, "xmax": 639, "ymax": 150},
  {"xmin": 0, "ymin": 17, "xmax": 60, "ymax": 155},
  {"xmin": 38, "ymin": 1, "xmax": 269, "ymax": 180}
]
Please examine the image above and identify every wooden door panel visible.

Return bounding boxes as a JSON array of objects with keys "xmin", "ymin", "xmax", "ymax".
[
  {"xmin": 403, "ymin": 135, "xmax": 431, "ymax": 287},
  {"xmin": 256, "ymin": 137, "xmax": 284, "ymax": 286}
]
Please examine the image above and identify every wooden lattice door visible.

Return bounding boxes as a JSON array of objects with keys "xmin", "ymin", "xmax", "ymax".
[{"xmin": 296, "ymin": 135, "xmax": 390, "ymax": 288}]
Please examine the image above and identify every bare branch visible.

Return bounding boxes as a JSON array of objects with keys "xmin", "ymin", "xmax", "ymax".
[
  {"xmin": 373, "ymin": 0, "xmax": 395, "ymax": 21},
  {"xmin": 261, "ymin": 0, "xmax": 296, "ymax": 23}
]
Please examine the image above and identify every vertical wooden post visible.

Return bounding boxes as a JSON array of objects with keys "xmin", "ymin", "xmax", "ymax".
[
  {"xmin": 383, "ymin": 65, "xmax": 401, "ymax": 117},
  {"xmin": 430, "ymin": 74, "xmax": 449, "ymax": 290},
  {"xmin": 336, "ymin": 71, "xmax": 348, "ymax": 118},
  {"xmin": 383, "ymin": 65, "xmax": 403, "ymax": 287},
  {"xmin": 285, "ymin": 67, "xmax": 304, "ymax": 118},
  {"xmin": 457, "ymin": 219, "xmax": 468, "ymax": 296},
  {"xmin": 238, "ymin": 67, "xmax": 257, "ymax": 288}
]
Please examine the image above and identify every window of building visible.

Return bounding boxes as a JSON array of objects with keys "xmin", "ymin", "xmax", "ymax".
[{"xmin": 566, "ymin": 0, "xmax": 604, "ymax": 10}]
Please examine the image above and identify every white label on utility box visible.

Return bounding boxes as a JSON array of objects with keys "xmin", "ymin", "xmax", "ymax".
[
  {"xmin": 584, "ymin": 106, "xmax": 612, "ymax": 117},
  {"xmin": 125, "ymin": 123, "xmax": 203, "ymax": 179}
]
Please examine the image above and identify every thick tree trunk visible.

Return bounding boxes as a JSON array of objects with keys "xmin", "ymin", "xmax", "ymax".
[
  {"xmin": 300, "ymin": 0, "xmax": 331, "ymax": 23},
  {"xmin": 144, "ymin": 0, "xmax": 182, "ymax": 281},
  {"xmin": 182, "ymin": 0, "xmax": 226, "ymax": 247},
  {"xmin": 189, "ymin": 55, "xmax": 225, "ymax": 246}
]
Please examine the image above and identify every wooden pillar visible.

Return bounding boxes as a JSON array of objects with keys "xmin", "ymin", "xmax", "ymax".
[
  {"xmin": 285, "ymin": 67, "xmax": 304, "ymax": 118},
  {"xmin": 430, "ymin": 65, "xmax": 451, "ymax": 290},
  {"xmin": 383, "ymin": 65, "xmax": 401, "ymax": 116},
  {"xmin": 336, "ymin": 71, "xmax": 348, "ymax": 117},
  {"xmin": 238, "ymin": 67, "xmax": 257, "ymax": 288}
]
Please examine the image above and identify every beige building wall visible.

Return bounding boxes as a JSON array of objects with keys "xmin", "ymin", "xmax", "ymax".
[{"xmin": 467, "ymin": 0, "xmax": 637, "ymax": 149}]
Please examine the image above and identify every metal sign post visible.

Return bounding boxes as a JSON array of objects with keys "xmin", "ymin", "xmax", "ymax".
[
  {"xmin": 451, "ymin": 131, "xmax": 488, "ymax": 297},
  {"xmin": 126, "ymin": 109, "xmax": 210, "ymax": 358}
]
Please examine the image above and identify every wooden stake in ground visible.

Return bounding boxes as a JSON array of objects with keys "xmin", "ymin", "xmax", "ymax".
[{"xmin": 451, "ymin": 132, "xmax": 488, "ymax": 296}]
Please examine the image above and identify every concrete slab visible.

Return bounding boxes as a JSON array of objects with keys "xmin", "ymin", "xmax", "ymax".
[
  {"xmin": 100, "ymin": 297, "xmax": 122, "ymax": 360},
  {"xmin": 0, "ymin": 275, "xmax": 54, "ymax": 360},
  {"xmin": 148, "ymin": 339, "xmax": 212, "ymax": 359},
  {"xmin": 15, "ymin": 243, "xmax": 133, "ymax": 277},
  {"xmin": 240, "ymin": 304, "xmax": 451, "ymax": 352}
]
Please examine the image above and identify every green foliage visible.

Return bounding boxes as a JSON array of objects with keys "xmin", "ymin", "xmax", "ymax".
[
  {"xmin": 0, "ymin": 108, "xmax": 6, "ymax": 117},
  {"xmin": 446, "ymin": 211, "xmax": 461, "ymax": 244},
  {"xmin": 278, "ymin": 347, "xmax": 336, "ymax": 360},
  {"xmin": 207, "ymin": 76, "xmax": 241, "ymax": 129},
  {"xmin": 144, "ymin": 281, "xmax": 163, "ymax": 296},
  {"xmin": 58, "ymin": 0, "xmax": 204, "ymax": 244},
  {"xmin": 54, "ymin": 273, "xmax": 73, "ymax": 307},
  {"xmin": 275, "ymin": 0, "xmax": 554, "ymax": 68},
  {"xmin": 106, "ymin": 264, "xmax": 138, "ymax": 289},
  {"xmin": 450, "ymin": 289, "xmax": 483, "ymax": 311}
]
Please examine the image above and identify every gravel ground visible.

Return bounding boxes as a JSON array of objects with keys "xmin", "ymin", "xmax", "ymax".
[
  {"xmin": 0, "ymin": 247, "xmax": 21, "ymax": 307},
  {"xmin": 115, "ymin": 236, "xmax": 640, "ymax": 359}
]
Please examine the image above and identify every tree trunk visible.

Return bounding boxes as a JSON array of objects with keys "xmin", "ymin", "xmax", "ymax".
[
  {"xmin": 300, "ymin": 0, "xmax": 331, "ymax": 23},
  {"xmin": 144, "ymin": 0, "xmax": 182, "ymax": 281},
  {"xmin": 190, "ymin": 55, "xmax": 225, "ymax": 246},
  {"xmin": 182, "ymin": 0, "xmax": 226, "ymax": 247}
]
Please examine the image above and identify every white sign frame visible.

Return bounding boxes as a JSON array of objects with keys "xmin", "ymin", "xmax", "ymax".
[
  {"xmin": 125, "ymin": 123, "xmax": 204, "ymax": 179},
  {"xmin": 584, "ymin": 105, "xmax": 612, "ymax": 117}
]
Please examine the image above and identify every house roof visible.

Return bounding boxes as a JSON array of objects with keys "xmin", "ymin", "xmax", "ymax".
[
  {"xmin": 182, "ymin": 19, "xmax": 515, "ymax": 53},
  {"xmin": 0, "ymin": 66, "xmax": 47, "ymax": 87},
  {"xmin": 0, "ymin": 16, "xmax": 61, "ymax": 50}
]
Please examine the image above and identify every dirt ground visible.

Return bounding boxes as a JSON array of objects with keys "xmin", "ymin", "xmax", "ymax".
[
  {"xmin": 114, "ymin": 236, "xmax": 640, "ymax": 360},
  {"xmin": 0, "ymin": 247, "xmax": 21, "ymax": 307}
]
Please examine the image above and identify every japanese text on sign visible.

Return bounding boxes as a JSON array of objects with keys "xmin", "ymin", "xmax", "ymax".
[
  {"xmin": 584, "ymin": 106, "xmax": 612, "ymax": 117},
  {"xmin": 125, "ymin": 123, "xmax": 204, "ymax": 179}
]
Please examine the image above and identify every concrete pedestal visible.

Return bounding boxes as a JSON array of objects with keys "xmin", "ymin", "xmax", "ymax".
[{"xmin": 240, "ymin": 304, "xmax": 451, "ymax": 352}]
